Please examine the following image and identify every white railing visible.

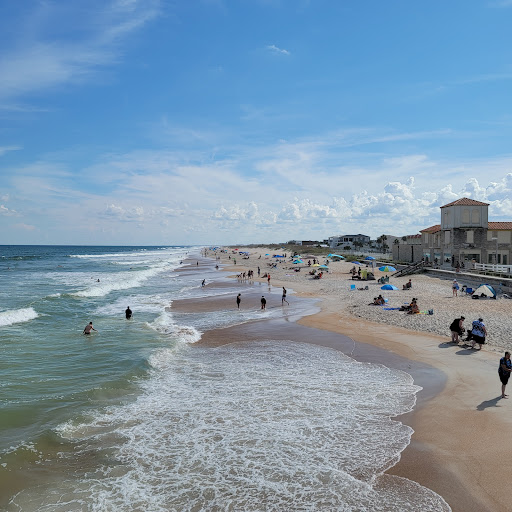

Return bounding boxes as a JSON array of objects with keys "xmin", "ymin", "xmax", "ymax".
[{"xmin": 473, "ymin": 263, "xmax": 512, "ymax": 274}]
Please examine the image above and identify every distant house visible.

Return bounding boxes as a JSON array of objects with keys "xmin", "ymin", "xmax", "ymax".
[
  {"xmin": 287, "ymin": 240, "xmax": 322, "ymax": 246},
  {"xmin": 328, "ymin": 234, "xmax": 370, "ymax": 249}
]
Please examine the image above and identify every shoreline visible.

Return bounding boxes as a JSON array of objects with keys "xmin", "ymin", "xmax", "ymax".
[{"xmin": 201, "ymin": 249, "xmax": 512, "ymax": 512}]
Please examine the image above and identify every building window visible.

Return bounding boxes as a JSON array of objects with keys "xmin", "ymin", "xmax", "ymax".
[
  {"xmin": 462, "ymin": 209, "xmax": 470, "ymax": 223},
  {"xmin": 444, "ymin": 231, "xmax": 450, "ymax": 244},
  {"xmin": 466, "ymin": 231, "xmax": 474, "ymax": 243},
  {"xmin": 472, "ymin": 209, "xmax": 480, "ymax": 223}
]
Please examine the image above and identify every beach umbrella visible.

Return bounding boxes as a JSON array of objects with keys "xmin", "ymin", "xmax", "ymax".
[
  {"xmin": 330, "ymin": 254, "xmax": 345, "ymax": 259},
  {"xmin": 379, "ymin": 266, "xmax": 396, "ymax": 272},
  {"xmin": 352, "ymin": 261, "xmax": 361, "ymax": 265},
  {"xmin": 265, "ymin": 254, "xmax": 270, "ymax": 256},
  {"xmin": 312, "ymin": 263, "xmax": 321, "ymax": 267},
  {"xmin": 318, "ymin": 265, "xmax": 329, "ymax": 269},
  {"xmin": 381, "ymin": 284, "xmax": 398, "ymax": 290},
  {"xmin": 365, "ymin": 256, "xmax": 375, "ymax": 260}
]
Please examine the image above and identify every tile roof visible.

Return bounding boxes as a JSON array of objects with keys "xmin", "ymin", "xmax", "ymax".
[
  {"xmin": 488, "ymin": 222, "xmax": 512, "ymax": 230},
  {"xmin": 420, "ymin": 224, "xmax": 441, "ymax": 233},
  {"xmin": 440, "ymin": 197, "xmax": 489, "ymax": 208}
]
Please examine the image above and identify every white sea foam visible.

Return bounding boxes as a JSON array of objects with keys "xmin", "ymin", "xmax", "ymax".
[
  {"xmin": 145, "ymin": 311, "xmax": 201, "ymax": 344},
  {"xmin": 38, "ymin": 341, "xmax": 450, "ymax": 512},
  {"xmin": 94, "ymin": 294, "xmax": 172, "ymax": 316},
  {"xmin": 0, "ymin": 307, "xmax": 39, "ymax": 327},
  {"xmin": 72, "ymin": 264, "xmax": 172, "ymax": 298}
]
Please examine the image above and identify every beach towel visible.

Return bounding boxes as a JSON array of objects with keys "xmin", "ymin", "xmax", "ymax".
[{"xmin": 383, "ymin": 307, "xmax": 400, "ymax": 310}]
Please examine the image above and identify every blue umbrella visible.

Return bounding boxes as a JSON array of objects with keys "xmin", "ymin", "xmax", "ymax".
[
  {"xmin": 352, "ymin": 261, "xmax": 361, "ymax": 265},
  {"xmin": 330, "ymin": 254, "xmax": 345, "ymax": 259},
  {"xmin": 365, "ymin": 256, "xmax": 375, "ymax": 260},
  {"xmin": 379, "ymin": 266, "xmax": 396, "ymax": 272},
  {"xmin": 318, "ymin": 265, "xmax": 329, "ymax": 269},
  {"xmin": 381, "ymin": 284, "xmax": 398, "ymax": 290}
]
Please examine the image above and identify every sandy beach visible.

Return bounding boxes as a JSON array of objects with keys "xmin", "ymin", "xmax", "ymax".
[{"xmin": 198, "ymin": 248, "xmax": 512, "ymax": 512}]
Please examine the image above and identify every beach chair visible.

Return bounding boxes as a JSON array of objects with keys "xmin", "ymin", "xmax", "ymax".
[{"xmin": 465, "ymin": 287, "xmax": 473, "ymax": 295}]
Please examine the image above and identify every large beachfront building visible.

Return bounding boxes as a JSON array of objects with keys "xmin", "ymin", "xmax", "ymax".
[{"xmin": 405, "ymin": 198, "xmax": 512, "ymax": 266}]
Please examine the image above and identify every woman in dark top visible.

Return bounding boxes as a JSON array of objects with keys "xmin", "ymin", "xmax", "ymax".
[
  {"xmin": 450, "ymin": 316, "xmax": 465, "ymax": 343},
  {"xmin": 499, "ymin": 352, "xmax": 512, "ymax": 398}
]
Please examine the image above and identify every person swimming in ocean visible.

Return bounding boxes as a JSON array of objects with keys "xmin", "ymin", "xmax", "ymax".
[
  {"xmin": 125, "ymin": 306, "xmax": 132, "ymax": 319},
  {"xmin": 83, "ymin": 322, "xmax": 97, "ymax": 335}
]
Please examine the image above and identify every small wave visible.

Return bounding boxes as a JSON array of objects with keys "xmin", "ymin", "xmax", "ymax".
[
  {"xmin": 146, "ymin": 312, "xmax": 201, "ymax": 344},
  {"xmin": 0, "ymin": 307, "xmax": 39, "ymax": 327}
]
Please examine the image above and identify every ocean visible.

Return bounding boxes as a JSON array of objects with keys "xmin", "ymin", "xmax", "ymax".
[{"xmin": 0, "ymin": 246, "xmax": 450, "ymax": 511}]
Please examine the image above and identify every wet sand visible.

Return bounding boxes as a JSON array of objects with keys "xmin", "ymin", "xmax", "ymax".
[{"xmin": 189, "ymin": 251, "xmax": 512, "ymax": 512}]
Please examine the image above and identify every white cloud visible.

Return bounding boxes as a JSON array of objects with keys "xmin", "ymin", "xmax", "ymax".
[
  {"xmin": 266, "ymin": 44, "xmax": 290, "ymax": 55},
  {"xmin": 0, "ymin": 146, "xmax": 21, "ymax": 156},
  {"xmin": 0, "ymin": 0, "xmax": 160, "ymax": 102}
]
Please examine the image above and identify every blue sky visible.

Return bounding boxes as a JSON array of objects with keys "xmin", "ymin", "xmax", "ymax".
[{"xmin": 1, "ymin": 0, "xmax": 512, "ymax": 245}]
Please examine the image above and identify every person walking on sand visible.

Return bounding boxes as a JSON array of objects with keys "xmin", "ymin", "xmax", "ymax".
[
  {"xmin": 236, "ymin": 293, "xmax": 241, "ymax": 309},
  {"xmin": 470, "ymin": 318, "xmax": 487, "ymax": 350},
  {"xmin": 499, "ymin": 352, "xmax": 512, "ymax": 398},
  {"xmin": 282, "ymin": 287, "xmax": 289, "ymax": 305},
  {"xmin": 449, "ymin": 316, "xmax": 465, "ymax": 343},
  {"xmin": 261, "ymin": 296, "xmax": 266, "ymax": 310},
  {"xmin": 125, "ymin": 306, "xmax": 133, "ymax": 319},
  {"xmin": 83, "ymin": 322, "xmax": 97, "ymax": 335},
  {"xmin": 452, "ymin": 279, "xmax": 459, "ymax": 297}
]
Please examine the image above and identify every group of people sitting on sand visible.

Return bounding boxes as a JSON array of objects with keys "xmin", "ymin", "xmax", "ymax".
[
  {"xmin": 399, "ymin": 297, "xmax": 419, "ymax": 314},
  {"xmin": 313, "ymin": 272, "xmax": 323, "ymax": 280},
  {"xmin": 369, "ymin": 295, "xmax": 385, "ymax": 305},
  {"xmin": 402, "ymin": 279, "xmax": 412, "ymax": 290}
]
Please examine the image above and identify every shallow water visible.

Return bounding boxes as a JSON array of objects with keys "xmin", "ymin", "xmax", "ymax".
[{"xmin": 0, "ymin": 246, "xmax": 450, "ymax": 511}]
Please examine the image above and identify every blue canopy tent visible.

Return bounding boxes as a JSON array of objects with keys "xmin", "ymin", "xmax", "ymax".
[
  {"xmin": 365, "ymin": 256, "xmax": 375, "ymax": 260},
  {"xmin": 381, "ymin": 284, "xmax": 398, "ymax": 290}
]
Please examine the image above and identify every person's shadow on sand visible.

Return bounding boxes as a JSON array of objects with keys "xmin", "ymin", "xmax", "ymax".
[
  {"xmin": 455, "ymin": 347, "xmax": 478, "ymax": 355},
  {"xmin": 438, "ymin": 342, "xmax": 456, "ymax": 349},
  {"xmin": 477, "ymin": 396, "xmax": 503, "ymax": 410}
]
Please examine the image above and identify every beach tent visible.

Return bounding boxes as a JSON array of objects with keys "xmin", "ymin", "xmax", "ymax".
[
  {"xmin": 365, "ymin": 256, "xmax": 375, "ymax": 260},
  {"xmin": 379, "ymin": 266, "xmax": 396, "ymax": 272},
  {"xmin": 293, "ymin": 259, "xmax": 303, "ymax": 264},
  {"xmin": 381, "ymin": 284, "xmax": 398, "ymax": 290},
  {"xmin": 474, "ymin": 284, "xmax": 497, "ymax": 298}
]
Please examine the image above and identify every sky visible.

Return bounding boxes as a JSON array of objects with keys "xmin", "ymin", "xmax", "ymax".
[{"xmin": 1, "ymin": 0, "xmax": 512, "ymax": 245}]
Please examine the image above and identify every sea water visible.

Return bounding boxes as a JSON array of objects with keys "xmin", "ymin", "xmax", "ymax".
[{"xmin": 0, "ymin": 246, "xmax": 450, "ymax": 511}]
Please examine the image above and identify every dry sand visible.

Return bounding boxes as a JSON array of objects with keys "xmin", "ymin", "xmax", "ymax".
[{"xmin": 207, "ymin": 248, "xmax": 512, "ymax": 512}]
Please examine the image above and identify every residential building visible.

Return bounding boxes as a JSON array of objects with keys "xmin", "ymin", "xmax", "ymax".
[{"xmin": 328, "ymin": 234, "xmax": 370, "ymax": 250}]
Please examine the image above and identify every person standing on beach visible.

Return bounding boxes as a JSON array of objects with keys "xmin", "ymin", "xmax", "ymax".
[
  {"xmin": 236, "ymin": 293, "xmax": 241, "ymax": 309},
  {"xmin": 125, "ymin": 306, "xmax": 132, "ymax": 319},
  {"xmin": 261, "ymin": 296, "xmax": 266, "ymax": 310},
  {"xmin": 452, "ymin": 279, "xmax": 459, "ymax": 297},
  {"xmin": 449, "ymin": 316, "xmax": 464, "ymax": 343},
  {"xmin": 499, "ymin": 352, "xmax": 512, "ymax": 398},
  {"xmin": 201, "ymin": 279, "xmax": 206, "ymax": 287},
  {"xmin": 470, "ymin": 318, "xmax": 487, "ymax": 350},
  {"xmin": 282, "ymin": 287, "xmax": 289, "ymax": 305},
  {"xmin": 83, "ymin": 322, "xmax": 97, "ymax": 335},
  {"xmin": 257, "ymin": 266, "xmax": 260, "ymax": 277},
  {"xmin": 267, "ymin": 274, "xmax": 271, "ymax": 285}
]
